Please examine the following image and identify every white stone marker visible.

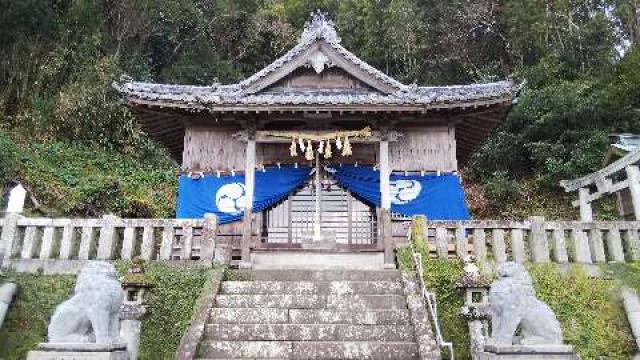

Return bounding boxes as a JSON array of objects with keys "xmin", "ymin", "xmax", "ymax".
[{"xmin": 6, "ymin": 184, "xmax": 26, "ymax": 213}]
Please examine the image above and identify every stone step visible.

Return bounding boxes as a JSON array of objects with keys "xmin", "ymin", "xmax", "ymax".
[
  {"xmin": 198, "ymin": 341, "xmax": 290, "ymax": 359},
  {"xmin": 204, "ymin": 324, "xmax": 415, "ymax": 342},
  {"xmin": 208, "ymin": 308, "xmax": 411, "ymax": 325},
  {"xmin": 209, "ymin": 308, "xmax": 289, "ymax": 324},
  {"xmin": 292, "ymin": 341, "xmax": 420, "ymax": 360},
  {"xmin": 288, "ymin": 309, "xmax": 412, "ymax": 325},
  {"xmin": 220, "ymin": 281, "xmax": 403, "ymax": 295},
  {"xmin": 214, "ymin": 294, "xmax": 407, "ymax": 310},
  {"xmin": 230, "ymin": 269, "xmax": 401, "ymax": 282},
  {"xmin": 198, "ymin": 341, "xmax": 419, "ymax": 359}
]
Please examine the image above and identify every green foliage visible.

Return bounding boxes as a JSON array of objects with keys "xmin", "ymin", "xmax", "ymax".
[
  {"xmin": 55, "ymin": 56, "xmax": 141, "ymax": 148},
  {"xmin": 0, "ymin": 0, "xmax": 638, "ymax": 217},
  {"xmin": 0, "ymin": 272, "xmax": 76, "ymax": 360},
  {"xmin": 0, "ymin": 130, "xmax": 20, "ymax": 187},
  {"xmin": 113, "ymin": 261, "xmax": 220, "ymax": 360},
  {"xmin": 482, "ymin": 171, "xmax": 521, "ymax": 204},
  {"xmin": 528, "ymin": 264, "xmax": 635, "ymax": 359},
  {"xmin": 604, "ymin": 262, "xmax": 640, "ymax": 292},
  {"xmin": 19, "ymin": 140, "xmax": 177, "ymax": 217},
  {"xmin": 0, "ymin": 263, "xmax": 221, "ymax": 359}
]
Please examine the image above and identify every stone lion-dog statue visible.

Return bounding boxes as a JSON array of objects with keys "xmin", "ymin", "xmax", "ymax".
[
  {"xmin": 489, "ymin": 262, "xmax": 563, "ymax": 346},
  {"xmin": 48, "ymin": 261, "xmax": 123, "ymax": 343}
]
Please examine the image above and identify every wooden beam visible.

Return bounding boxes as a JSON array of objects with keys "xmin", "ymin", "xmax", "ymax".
[{"xmin": 232, "ymin": 130, "xmax": 402, "ymax": 143}]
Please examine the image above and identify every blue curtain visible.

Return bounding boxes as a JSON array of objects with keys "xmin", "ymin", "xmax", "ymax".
[
  {"xmin": 330, "ymin": 165, "xmax": 471, "ymax": 220},
  {"xmin": 177, "ymin": 166, "xmax": 312, "ymax": 223}
]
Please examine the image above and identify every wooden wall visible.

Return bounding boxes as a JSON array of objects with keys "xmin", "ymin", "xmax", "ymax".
[
  {"xmin": 183, "ymin": 127, "xmax": 246, "ymax": 171},
  {"xmin": 390, "ymin": 125, "xmax": 457, "ymax": 172},
  {"xmin": 183, "ymin": 124, "xmax": 457, "ymax": 172}
]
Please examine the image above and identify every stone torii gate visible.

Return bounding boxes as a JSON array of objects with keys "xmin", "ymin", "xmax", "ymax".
[{"xmin": 560, "ymin": 149, "xmax": 640, "ymax": 221}]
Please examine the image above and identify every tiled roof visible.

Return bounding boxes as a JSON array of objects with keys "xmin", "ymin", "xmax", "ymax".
[
  {"xmin": 115, "ymin": 12, "xmax": 516, "ymax": 110},
  {"xmin": 118, "ymin": 81, "xmax": 515, "ymax": 107}
]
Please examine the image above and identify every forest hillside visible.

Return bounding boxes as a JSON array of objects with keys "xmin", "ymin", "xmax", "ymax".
[{"xmin": 1, "ymin": 0, "xmax": 639, "ymax": 219}]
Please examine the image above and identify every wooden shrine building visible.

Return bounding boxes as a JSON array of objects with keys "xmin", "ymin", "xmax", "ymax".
[{"xmin": 116, "ymin": 13, "xmax": 516, "ymax": 268}]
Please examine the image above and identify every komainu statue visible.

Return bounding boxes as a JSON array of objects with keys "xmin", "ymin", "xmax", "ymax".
[
  {"xmin": 48, "ymin": 261, "xmax": 123, "ymax": 343},
  {"xmin": 489, "ymin": 262, "xmax": 563, "ymax": 346}
]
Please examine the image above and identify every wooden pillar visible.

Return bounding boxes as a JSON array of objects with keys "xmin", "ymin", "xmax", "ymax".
[
  {"xmin": 240, "ymin": 136, "xmax": 256, "ymax": 269},
  {"xmin": 379, "ymin": 139, "xmax": 394, "ymax": 267},
  {"xmin": 578, "ymin": 187, "xmax": 593, "ymax": 222},
  {"xmin": 313, "ymin": 153, "xmax": 322, "ymax": 241},
  {"xmin": 626, "ymin": 165, "xmax": 640, "ymax": 220}
]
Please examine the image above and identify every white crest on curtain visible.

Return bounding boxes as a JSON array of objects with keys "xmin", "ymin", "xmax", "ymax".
[
  {"xmin": 389, "ymin": 180, "xmax": 422, "ymax": 205},
  {"xmin": 215, "ymin": 183, "xmax": 247, "ymax": 214}
]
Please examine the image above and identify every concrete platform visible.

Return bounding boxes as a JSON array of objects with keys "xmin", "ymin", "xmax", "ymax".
[
  {"xmin": 27, "ymin": 342, "xmax": 128, "ymax": 360},
  {"xmin": 478, "ymin": 344, "xmax": 579, "ymax": 360},
  {"xmin": 250, "ymin": 250, "xmax": 386, "ymax": 270}
]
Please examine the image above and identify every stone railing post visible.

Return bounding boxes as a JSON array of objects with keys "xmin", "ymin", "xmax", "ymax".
[
  {"xmin": 381, "ymin": 209, "xmax": 394, "ymax": 268},
  {"xmin": 97, "ymin": 214, "xmax": 119, "ymax": 260},
  {"xmin": 201, "ymin": 213, "xmax": 217, "ymax": 263},
  {"xmin": 1, "ymin": 213, "xmax": 21, "ymax": 261},
  {"xmin": 529, "ymin": 216, "xmax": 550, "ymax": 263},
  {"xmin": 578, "ymin": 187, "xmax": 593, "ymax": 222}
]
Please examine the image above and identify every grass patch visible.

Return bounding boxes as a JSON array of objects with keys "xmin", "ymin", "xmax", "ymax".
[
  {"xmin": 0, "ymin": 272, "xmax": 75, "ymax": 360},
  {"xmin": 529, "ymin": 263, "xmax": 635, "ymax": 359},
  {"xmin": 0, "ymin": 262, "xmax": 220, "ymax": 360},
  {"xmin": 604, "ymin": 262, "xmax": 640, "ymax": 291}
]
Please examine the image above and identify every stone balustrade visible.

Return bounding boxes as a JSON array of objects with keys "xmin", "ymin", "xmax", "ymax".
[
  {"xmin": 415, "ymin": 216, "xmax": 640, "ymax": 264},
  {"xmin": 1, "ymin": 213, "xmax": 640, "ymax": 273},
  {"xmin": 0, "ymin": 214, "xmax": 217, "ymax": 273}
]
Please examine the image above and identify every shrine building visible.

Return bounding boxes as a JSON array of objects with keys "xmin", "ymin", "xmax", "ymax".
[{"xmin": 116, "ymin": 13, "xmax": 516, "ymax": 268}]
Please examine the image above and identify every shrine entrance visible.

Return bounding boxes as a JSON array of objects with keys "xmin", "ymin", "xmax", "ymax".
[{"xmin": 260, "ymin": 160, "xmax": 378, "ymax": 249}]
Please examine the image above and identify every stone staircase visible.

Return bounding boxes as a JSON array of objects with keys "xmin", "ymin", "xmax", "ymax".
[{"xmin": 196, "ymin": 270, "xmax": 441, "ymax": 360}]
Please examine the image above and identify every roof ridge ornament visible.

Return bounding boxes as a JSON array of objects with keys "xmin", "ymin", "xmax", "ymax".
[{"xmin": 300, "ymin": 10, "xmax": 340, "ymax": 45}]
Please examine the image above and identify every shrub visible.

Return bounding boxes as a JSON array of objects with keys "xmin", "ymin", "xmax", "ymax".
[
  {"xmin": 0, "ymin": 130, "xmax": 21, "ymax": 187},
  {"xmin": 482, "ymin": 171, "xmax": 521, "ymax": 204},
  {"xmin": 20, "ymin": 140, "xmax": 177, "ymax": 217}
]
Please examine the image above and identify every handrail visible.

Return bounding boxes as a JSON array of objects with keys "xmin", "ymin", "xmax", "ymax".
[{"xmin": 408, "ymin": 228, "xmax": 455, "ymax": 360}]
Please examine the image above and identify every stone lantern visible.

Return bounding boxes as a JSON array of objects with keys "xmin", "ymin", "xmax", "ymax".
[
  {"xmin": 456, "ymin": 256, "xmax": 491, "ymax": 359},
  {"xmin": 120, "ymin": 258, "xmax": 153, "ymax": 360}
]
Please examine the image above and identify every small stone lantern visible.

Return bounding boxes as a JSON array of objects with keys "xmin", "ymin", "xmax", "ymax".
[
  {"xmin": 456, "ymin": 256, "xmax": 491, "ymax": 359},
  {"xmin": 120, "ymin": 258, "xmax": 153, "ymax": 360}
]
